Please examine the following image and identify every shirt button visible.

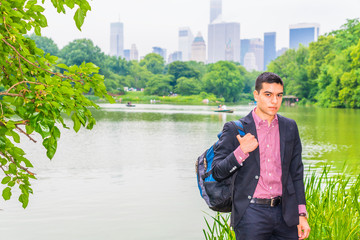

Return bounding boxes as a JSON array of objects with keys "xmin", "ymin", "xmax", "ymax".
[
  {"xmin": 248, "ymin": 195, "xmax": 251, "ymax": 199},
  {"xmin": 267, "ymin": 144, "xmax": 269, "ymax": 148},
  {"xmin": 270, "ymin": 187, "xmax": 272, "ymax": 190},
  {"xmin": 268, "ymin": 159, "xmax": 270, "ymax": 162},
  {"xmin": 269, "ymin": 173, "xmax": 272, "ymax": 176},
  {"xmin": 255, "ymin": 175, "xmax": 259, "ymax": 179}
]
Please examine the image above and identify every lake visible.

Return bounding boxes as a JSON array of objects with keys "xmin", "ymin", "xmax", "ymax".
[{"xmin": 0, "ymin": 103, "xmax": 359, "ymax": 240}]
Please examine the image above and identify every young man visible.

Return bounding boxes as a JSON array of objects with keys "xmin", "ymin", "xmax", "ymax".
[{"xmin": 212, "ymin": 72, "xmax": 310, "ymax": 240}]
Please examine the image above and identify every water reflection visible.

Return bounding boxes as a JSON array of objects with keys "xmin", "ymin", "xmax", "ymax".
[{"xmin": 0, "ymin": 104, "xmax": 358, "ymax": 240}]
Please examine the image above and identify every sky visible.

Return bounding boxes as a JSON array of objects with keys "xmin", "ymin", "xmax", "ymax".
[{"xmin": 41, "ymin": 0, "xmax": 360, "ymax": 58}]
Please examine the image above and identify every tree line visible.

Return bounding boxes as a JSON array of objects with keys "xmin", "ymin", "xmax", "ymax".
[
  {"xmin": 29, "ymin": 34, "xmax": 260, "ymax": 103},
  {"xmin": 268, "ymin": 18, "xmax": 360, "ymax": 108}
]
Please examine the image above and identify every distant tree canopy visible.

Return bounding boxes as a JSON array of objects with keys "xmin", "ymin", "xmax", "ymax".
[
  {"xmin": 268, "ymin": 18, "xmax": 360, "ymax": 108},
  {"xmin": 28, "ymin": 34, "xmax": 59, "ymax": 56}
]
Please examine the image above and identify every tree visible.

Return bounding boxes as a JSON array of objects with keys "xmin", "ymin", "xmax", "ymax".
[
  {"xmin": 28, "ymin": 34, "xmax": 59, "ymax": 56},
  {"xmin": 175, "ymin": 77, "xmax": 201, "ymax": 95},
  {"xmin": 139, "ymin": 53, "xmax": 165, "ymax": 75},
  {"xmin": 145, "ymin": 74, "xmax": 173, "ymax": 96},
  {"xmin": 59, "ymin": 38, "xmax": 105, "ymax": 72},
  {"xmin": 202, "ymin": 61, "xmax": 244, "ymax": 102},
  {"xmin": 0, "ymin": 0, "xmax": 113, "ymax": 208},
  {"xmin": 167, "ymin": 61, "xmax": 200, "ymax": 86}
]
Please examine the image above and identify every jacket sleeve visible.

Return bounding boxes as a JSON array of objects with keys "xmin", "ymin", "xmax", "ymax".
[
  {"xmin": 212, "ymin": 122, "xmax": 243, "ymax": 181},
  {"xmin": 289, "ymin": 120, "xmax": 306, "ymax": 205}
]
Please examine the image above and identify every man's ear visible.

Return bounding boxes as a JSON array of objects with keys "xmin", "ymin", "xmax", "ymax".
[{"xmin": 253, "ymin": 90, "xmax": 259, "ymax": 102}]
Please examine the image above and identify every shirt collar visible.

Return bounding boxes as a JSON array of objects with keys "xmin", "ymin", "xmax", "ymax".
[{"xmin": 252, "ymin": 107, "xmax": 278, "ymax": 129}]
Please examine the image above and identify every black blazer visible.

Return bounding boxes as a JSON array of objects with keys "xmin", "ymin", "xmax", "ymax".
[{"xmin": 212, "ymin": 111, "xmax": 306, "ymax": 227}]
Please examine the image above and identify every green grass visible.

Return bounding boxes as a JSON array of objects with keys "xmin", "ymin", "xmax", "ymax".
[{"xmin": 203, "ymin": 166, "xmax": 360, "ymax": 239}]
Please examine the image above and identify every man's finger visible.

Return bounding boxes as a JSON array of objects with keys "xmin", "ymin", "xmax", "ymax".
[{"xmin": 236, "ymin": 134, "xmax": 242, "ymax": 143}]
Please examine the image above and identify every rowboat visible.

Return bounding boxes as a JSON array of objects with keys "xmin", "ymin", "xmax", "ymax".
[{"xmin": 214, "ymin": 109, "xmax": 234, "ymax": 113}]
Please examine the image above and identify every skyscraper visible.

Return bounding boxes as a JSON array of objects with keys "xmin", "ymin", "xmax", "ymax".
[
  {"xmin": 130, "ymin": 44, "xmax": 138, "ymax": 61},
  {"xmin": 178, "ymin": 27, "xmax": 194, "ymax": 61},
  {"xmin": 168, "ymin": 51, "xmax": 182, "ymax": 63},
  {"xmin": 110, "ymin": 22, "xmax": 124, "ymax": 57},
  {"xmin": 210, "ymin": 0, "xmax": 222, "ymax": 23},
  {"xmin": 264, "ymin": 32, "xmax": 276, "ymax": 70},
  {"xmin": 241, "ymin": 38, "xmax": 264, "ymax": 71},
  {"xmin": 152, "ymin": 47, "xmax": 167, "ymax": 61},
  {"xmin": 289, "ymin": 23, "xmax": 320, "ymax": 49},
  {"xmin": 208, "ymin": 21, "xmax": 240, "ymax": 63},
  {"xmin": 250, "ymin": 38, "xmax": 264, "ymax": 71},
  {"xmin": 240, "ymin": 39, "xmax": 250, "ymax": 65},
  {"xmin": 123, "ymin": 49, "xmax": 130, "ymax": 61},
  {"xmin": 191, "ymin": 32, "xmax": 206, "ymax": 63}
]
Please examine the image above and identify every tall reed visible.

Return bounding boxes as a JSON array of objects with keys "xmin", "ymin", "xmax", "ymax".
[{"xmin": 203, "ymin": 167, "xmax": 360, "ymax": 239}]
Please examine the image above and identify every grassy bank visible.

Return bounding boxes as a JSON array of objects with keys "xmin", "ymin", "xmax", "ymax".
[
  {"xmin": 203, "ymin": 167, "xmax": 360, "ymax": 239},
  {"xmin": 85, "ymin": 91, "xmax": 254, "ymax": 105}
]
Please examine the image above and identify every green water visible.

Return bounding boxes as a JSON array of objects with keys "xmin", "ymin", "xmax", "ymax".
[{"xmin": 0, "ymin": 104, "xmax": 358, "ymax": 240}]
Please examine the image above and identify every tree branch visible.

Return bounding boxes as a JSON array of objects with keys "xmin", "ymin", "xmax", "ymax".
[
  {"xmin": 0, "ymin": 151, "xmax": 36, "ymax": 176},
  {"xmin": 1, "ymin": 38, "xmax": 77, "ymax": 81},
  {"xmin": 15, "ymin": 125, "xmax": 37, "ymax": 143}
]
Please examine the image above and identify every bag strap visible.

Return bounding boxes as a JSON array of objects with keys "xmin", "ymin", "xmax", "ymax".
[{"xmin": 230, "ymin": 120, "xmax": 245, "ymax": 137}]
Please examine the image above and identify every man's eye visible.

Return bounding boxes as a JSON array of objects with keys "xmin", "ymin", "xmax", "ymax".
[{"xmin": 265, "ymin": 94, "xmax": 271, "ymax": 97}]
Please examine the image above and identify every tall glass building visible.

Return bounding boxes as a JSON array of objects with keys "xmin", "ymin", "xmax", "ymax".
[
  {"xmin": 208, "ymin": 21, "xmax": 240, "ymax": 63},
  {"xmin": 240, "ymin": 39, "xmax": 250, "ymax": 65},
  {"xmin": 210, "ymin": 0, "xmax": 222, "ymax": 23},
  {"xmin": 152, "ymin": 47, "xmax": 167, "ymax": 61},
  {"xmin": 264, "ymin": 32, "xmax": 276, "ymax": 70},
  {"xmin": 178, "ymin": 27, "xmax": 193, "ymax": 61},
  {"xmin": 289, "ymin": 23, "xmax": 320, "ymax": 49},
  {"xmin": 110, "ymin": 22, "xmax": 124, "ymax": 58},
  {"xmin": 191, "ymin": 32, "xmax": 206, "ymax": 63}
]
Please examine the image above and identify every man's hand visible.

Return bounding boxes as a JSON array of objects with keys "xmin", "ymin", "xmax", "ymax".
[
  {"xmin": 236, "ymin": 133, "xmax": 258, "ymax": 154},
  {"xmin": 297, "ymin": 216, "xmax": 310, "ymax": 239}
]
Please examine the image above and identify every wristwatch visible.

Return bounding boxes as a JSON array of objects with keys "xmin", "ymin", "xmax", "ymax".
[{"xmin": 299, "ymin": 212, "xmax": 308, "ymax": 218}]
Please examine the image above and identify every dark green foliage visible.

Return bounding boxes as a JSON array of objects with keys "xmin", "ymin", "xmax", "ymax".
[
  {"xmin": 0, "ymin": 0, "xmax": 112, "ymax": 208},
  {"xmin": 203, "ymin": 61, "xmax": 245, "ymax": 102},
  {"xmin": 28, "ymin": 34, "xmax": 59, "ymax": 56},
  {"xmin": 268, "ymin": 18, "xmax": 360, "ymax": 108},
  {"xmin": 139, "ymin": 53, "xmax": 165, "ymax": 75},
  {"xmin": 167, "ymin": 61, "xmax": 200, "ymax": 85}
]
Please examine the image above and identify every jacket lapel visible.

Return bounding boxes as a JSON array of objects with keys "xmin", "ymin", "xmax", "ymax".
[
  {"xmin": 278, "ymin": 114, "xmax": 286, "ymax": 165},
  {"xmin": 242, "ymin": 112, "xmax": 260, "ymax": 168}
]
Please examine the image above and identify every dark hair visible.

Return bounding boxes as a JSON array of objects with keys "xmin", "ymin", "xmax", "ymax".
[{"xmin": 255, "ymin": 72, "xmax": 284, "ymax": 92}]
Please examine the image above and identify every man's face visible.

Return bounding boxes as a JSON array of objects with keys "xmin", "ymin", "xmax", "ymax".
[{"xmin": 253, "ymin": 82, "xmax": 283, "ymax": 119}]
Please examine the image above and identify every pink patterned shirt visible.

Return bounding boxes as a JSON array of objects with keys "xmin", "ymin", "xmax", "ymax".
[{"xmin": 233, "ymin": 108, "xmax": 307, "ymax": 214}]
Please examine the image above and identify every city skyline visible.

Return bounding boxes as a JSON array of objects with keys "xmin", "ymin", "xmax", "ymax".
[{"xmin": 41, "ymin": 0, "xmax": 360, "ymax": 58}]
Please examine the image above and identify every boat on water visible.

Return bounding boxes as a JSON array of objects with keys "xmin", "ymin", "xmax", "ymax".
[
  {"xmin": 214, "ymin": 109, "xmax": 234, "ymax": 113},
  {"xmin": 126, "ymin": 102, "xmax": 135, "ymax": 107}
]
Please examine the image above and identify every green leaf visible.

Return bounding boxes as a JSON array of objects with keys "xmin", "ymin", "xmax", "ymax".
[
  {"xmin": 11, "ymin": 131, "xmax": 20, "ymax": 143},
  {"xmin": 74, "ymin": 8, "xmax": 85, "ymax": 31},
  {"xmin": 25, "ymin": 124, "xmax": 34, "ymax": 135},
  {"xmin": 46, "ymin": 145, "xmax": 57, "ymax": 159},
  {"xmin": 34, "ymin": 26, "xmax": 41, "ymax": 35},
  {"xmin": 1, "ymin": 176, "xmax": 11, "ymax": 185},
  {"xmin": 71, "ymin": 113, "xmax": 81, "ymax": 132},
  {"xmin": 2, "ymin": 187, "xmax": 12, "ymax": 201},
  {"xmin": 57, "ymin": 63, "xmax": 69, "ymax": 70},
  {"xmin": 52, "ymin": 126, "xmax": 61, "ymax": 140},
  {"xmin": 8, "ymin": 163, "xmax": 17, "ymax": 175},
  {"xmin": 0, "ymin": 136, "xmax": 6, "ymax": 148},
  {"xmin": 19, "ymin": 194, "xmax": 29, "ymax": 208}
]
